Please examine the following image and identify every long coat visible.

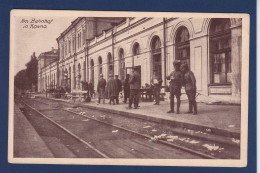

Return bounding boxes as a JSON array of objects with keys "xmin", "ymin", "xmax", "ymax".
[
  {"xmin": 123, "ymin": 78, "xmax": 130, "ymax": 98},
  {"xmin": 106, "ymin": 78, "xmax": 119, "ymax": 97},
  {"xmin": 167, "ymin": 70, "xmax": 183, "ymax": 95},
  {"xmin": 130, "ymin": 71, "xmax": 141, "ymax": 90},
  {"xmin": 97, "ymin": 78, "xmax": 106, "ymax": 98},
  {"xmin": 115, "ymin": 78, "xmax": 122, "ymax": 92}
]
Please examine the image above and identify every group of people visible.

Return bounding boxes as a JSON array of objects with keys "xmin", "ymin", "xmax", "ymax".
[
  {"xmin": 80, "ymin": 81, "xmax": 94, "ymax": 98},
  {"xmin": 166, "ymin": 60, "xmax": 197, "ymax": 115},
  {"xmin": 96, "ymin": 60, "xmax": 197, "ymax": 114},
  {"xmin": 97, "ymin": 74, "xmax": 123, "ymax": 105},
  {"xmin": 96, "ymin": 67, "xmax": 141, "ymax": 109},
  {"xmin": 149, "ymin": 60, "xmax": 197, "ymax": 115}
]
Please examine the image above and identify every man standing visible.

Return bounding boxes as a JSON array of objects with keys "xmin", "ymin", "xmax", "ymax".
[
  {"xmin": 123, "ymin": 74, "xmax": 130, "ymax": 103},
  {"xmin": 181, "ymin": 63, "xmax": 197, "ymax": 115},
  {"xmin": 97, "ymin": 74, "xmax": 106, "ymax": 104},
  {"xmin": 106, "ymin": 74, "xmax": 118, "ymax": 105},
  {"xmin": 114, "ymin": 75, "xmax": 122, "ymax": 104},
  {"xmin": 88, "ymin": 82, "xmax": 94, "ymax": 98},
  {"xmin": 129, "ymin": 67, "xmax": 141, "ymax": 109},
  {"xmin": 166, "ymin": 60, "xmax": 183, "ymax": 114},
  {"xmin": 151, "ymin": 71, "xmax": 163, "ymax": 105}
]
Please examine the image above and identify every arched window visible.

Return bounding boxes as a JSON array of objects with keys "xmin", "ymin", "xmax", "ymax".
[
  {"xmin": 209, "ymin": 18, "xmax": 231, "ymax": 84},
  {"xmin": 98, "ymin": 56, "xmax": 103, "ymax": 75},
  {"xmin": 83, "ymin": 61, "xmax": 86, "ymax": 81},
  {"xmin": 119, "ymin": 48, "xmax": 125, "ymax": 80},
  {"xmin": 132, "ymin": 42, "xmax": 140, "ymax": 56},
  {"xmin": 90, "ymin": 59, "xmax": 94, "ymax": 85},
  {"xmin": 175, "ymin": 26, "xmax": 190, "ymax": 67},
  {"xmin": 151, "ymin": 36, "xmax": 162, "ymax": 77},
  {"xmin": 64, "ymin": 68, "xmax": 68, "ymax": 88},
  {"xmin": 68, "ymin": 67, "xmax": 71, "ymax": 90},
  {"xmin": 107, "ymin": 53, "xmax": 113, "ymax": 76},
  {"xmin": 73, "ymin": 64, "xmax": 76, "ymax": 89},
  {"xmin": 77, "ymin": 63, "xmax": 81, "ymax": 89}
]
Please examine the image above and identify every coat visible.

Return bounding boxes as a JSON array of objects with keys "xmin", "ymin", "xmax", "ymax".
[
  {"xmin": 167, "ymin": 70, "xmax": 183, "ymax": 94},
  {"xmin": 106, "ymin": 78, "xmax": 119, "ymax": 97},
  {"xmin": 183, "ymin": 71, "xmax": 196, "ymax": 91},
  {"xmin": 130, "ymin": 71, "xmax": 141, "ymax": 90},
  {"xmin": 97, "ymin": 78, "xmax": 106, "ymax": 98},
  {"xmin": 115, "ymin": 78, "xmax": 122, "ymax": 92},
  {"xmin": 123, "ymin": 78, "xmax": 130, "ymax": 97}
]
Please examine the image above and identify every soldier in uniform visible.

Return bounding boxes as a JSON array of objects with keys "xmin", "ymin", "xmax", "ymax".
[
  {"xmin": 181, "ymin": 63, "xmax": 197, "ymax": 115},
  {"xmin": 129, "ymin": 67, "xmax": 141, "ymax": 109},
  {"xmin": 166, "ymin": 60, "xmax": 183, "ymax": 114}
]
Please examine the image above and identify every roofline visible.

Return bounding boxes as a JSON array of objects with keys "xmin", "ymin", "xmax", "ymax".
[{"xmin": 56, "ymin": 17, "xmax": 85, "ymax": 42}]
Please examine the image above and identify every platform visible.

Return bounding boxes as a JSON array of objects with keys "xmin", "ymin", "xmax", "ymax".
[
  {"xmin": 37, "ymin": 95, "xmax": 241, "ymax": 138},
  {"xmin": 14, "ymin": 103, "xmax": 54, "ymax": 158}
]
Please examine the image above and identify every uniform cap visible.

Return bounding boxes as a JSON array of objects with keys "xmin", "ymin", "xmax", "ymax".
[{"xmin": 173, "ymin": 60, "xmax": 181, "ymax": 65}]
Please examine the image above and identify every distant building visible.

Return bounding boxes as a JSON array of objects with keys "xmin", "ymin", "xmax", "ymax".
[
  {"xmin": 38, "ymin": 17, "xmax": 242, "ymax": 102},
  {"xmin": 37, "ymin": 47, "xmax": 58, "ymax": 91}
]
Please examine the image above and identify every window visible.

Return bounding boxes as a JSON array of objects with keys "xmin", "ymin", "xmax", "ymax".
[
  {"xmin": 80, "ymin": 32, "xmax": 82, "ymax": 47},
  {"xmin": 60, "ymin": 44, "xmax": 64, "ymax": 59},
  {"xmin": 77, "ymin": 63, "xmax": 81, "ymax": 89},
  {"xmin": 68, "ymin": 40, "xmax": 71, "ymax": 53},
  {"xmin": 98, "ymin": 56, "xmax": 103, "ymax": 75},
  {"xmin": 175, "ymin": 27, "xmax": 190, "ymax": 67},
  {"xmin": 65, "ymin": 42, "xmax": 67, "ymax": 55},
  {"xmin": 119, "ymin": 48, "xmax": 125, "ymax": 80},
  {"xmin": 77, "ymin": 33, "xmax": 80, "ymax": 48},
  {"xmin": 210, "ymin": 18, "xmax": 231, "ymax": 84},
  {"xmin": 107, "ymin": 53, "xmax": 113, "ymax": 76},
  {"xmin": 133, "ymin": 43, "xmax": 140, "ymax": 56},
  {"xmin": 151, "ymin": 36, "xmax": 162, "ymax": 77},
  {"xmin": 72, "ymin": 37, "xmax": 75, "ymax": 52},
  {"xmin": 78, "ymin": 32, "xmax": 82, "ymax": 48},
  {"xmin": 90, "ymin": 59, "xmax": 94, "ymax": 85}
]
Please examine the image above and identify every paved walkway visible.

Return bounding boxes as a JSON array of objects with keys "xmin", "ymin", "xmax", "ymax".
[
  {"xmin": 39, "ymin": 95, "xmax": 241, "ymax": 138},
  {"xmin": 14, "ymin": 103, "xmax": 54, "ymax": 158}
]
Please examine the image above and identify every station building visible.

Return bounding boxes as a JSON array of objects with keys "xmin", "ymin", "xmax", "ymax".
[{"xmin": 38, "ymin": 17, "xmax": 242, "ymax": 102}]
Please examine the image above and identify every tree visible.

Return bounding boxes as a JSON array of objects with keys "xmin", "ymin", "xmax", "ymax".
[
  {"xmin": 14, "ymin": 52, "xmax": 38, "ymax": 91},
  {"xmin": 14, "ymin": 69, "xmax": 30, "ymax": 90},
  {"xmin": 26, "ymin": 52, "xmax": 38, "ymax": 90}
]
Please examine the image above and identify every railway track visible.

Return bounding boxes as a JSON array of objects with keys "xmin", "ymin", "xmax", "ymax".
[{"xmin": 17, "ymin": 97, "xmax": 239, "ymax": 159}]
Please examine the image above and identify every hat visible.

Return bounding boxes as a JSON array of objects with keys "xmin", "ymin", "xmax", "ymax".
[{"xmin": 173, "ymin": 60, "xmax": 181, "ymax": 65}]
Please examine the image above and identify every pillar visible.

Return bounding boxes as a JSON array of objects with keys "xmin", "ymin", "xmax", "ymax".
[{"xmin": 230, "ymin": 23, "xmax": 242, "ymax": 98}]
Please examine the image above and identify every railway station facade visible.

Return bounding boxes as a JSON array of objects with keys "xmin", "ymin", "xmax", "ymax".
[{"xmin": 37, "ymin": 17, "xmax": 242, "ymax": 102}]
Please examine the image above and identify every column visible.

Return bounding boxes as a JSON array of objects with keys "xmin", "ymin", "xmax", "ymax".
[{"xmin": 230, "ymin": 23, "xmax": 242, "ymax": 98}]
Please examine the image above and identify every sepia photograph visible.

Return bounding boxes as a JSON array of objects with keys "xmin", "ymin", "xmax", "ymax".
[{"xmin": 8, "ymin": 10, "xmax": 249, "ymax": 166}]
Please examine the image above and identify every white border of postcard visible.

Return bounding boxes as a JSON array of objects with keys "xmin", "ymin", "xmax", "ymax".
[{"xmin": 8, "ymin": 9, "xmax": 250, "ymax": 167}]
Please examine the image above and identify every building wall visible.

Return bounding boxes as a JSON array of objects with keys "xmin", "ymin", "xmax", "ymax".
[{"xmin": 39, "ymin": 17, "xmax": 242, "ymax": 102}]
